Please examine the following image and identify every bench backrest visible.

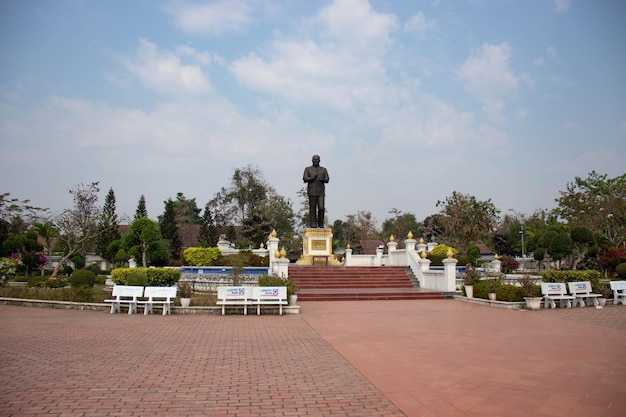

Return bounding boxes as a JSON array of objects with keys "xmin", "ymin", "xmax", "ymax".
[
  {"xmin": 111, "ymin": 285, "xmax": 144, "ymax": 299},
  {"xmin": 610, "ymin": 281, "xmax": 626, "ymax": 291},
  {"xmin": 217, "ymin": 286, "xmax": 252, "ymax": 301},
  {"xmin": 252, "ymin": 286, "xmax": 287, "ymax": 301},
  {"xmin": 541, "ymin": 282, "xmax": 568, "ymax": 296},
  {"xmin": 144, "ymin": 286, "xmax": 177, "ymax": 300},
  {"xmin": 567, "ymin": 281, "xmax": 594, "ymax": 295}
]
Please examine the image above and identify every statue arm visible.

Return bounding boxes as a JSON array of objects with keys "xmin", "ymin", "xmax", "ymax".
[
  {"xmin": 321, "ymin": 168, "xmax": 329, "ymax": 183},
  {"xmin": 303, "ymin": 168, "xmax": 315, "ymax": 183}
]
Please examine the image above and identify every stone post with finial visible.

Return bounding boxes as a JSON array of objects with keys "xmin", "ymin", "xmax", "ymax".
[
  {"xmin": 387, "ymin": 234, "xmax": 397, "ymax": 265},
  {"xmin": 404, "ymin": 231, "xmax": 417, "ymax": 265},
  {"xmin": 345, "ymin": 243, "xmax": 353, "ymax": 266},
  {"xmin": 442, "ymin": 248, "xmax": 458, "ymax": 292}
]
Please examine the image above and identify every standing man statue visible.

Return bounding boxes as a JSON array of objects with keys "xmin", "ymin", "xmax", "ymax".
[{"xmin": 303, "ymin": 154, "xmax": 329, "ymax": 228}]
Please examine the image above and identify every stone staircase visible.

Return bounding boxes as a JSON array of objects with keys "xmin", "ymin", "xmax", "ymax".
[{"xmin": 289, "ymin": 266, "xmax": 445, "ymax": 301}]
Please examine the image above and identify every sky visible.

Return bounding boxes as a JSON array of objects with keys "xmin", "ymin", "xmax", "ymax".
[{"xmin": 1, "ymin": 0, "xmax": 625, "ymax": 229}]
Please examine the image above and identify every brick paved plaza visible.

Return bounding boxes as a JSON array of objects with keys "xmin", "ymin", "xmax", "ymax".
[{"xmin": 1, "ymin": 301, "xmax": 625, "ymax": 416}]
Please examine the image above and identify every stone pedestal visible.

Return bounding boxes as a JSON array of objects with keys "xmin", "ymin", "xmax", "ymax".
[{"xmin": 296, "ymin": 228, "xmax": 340, "ymax": 265}]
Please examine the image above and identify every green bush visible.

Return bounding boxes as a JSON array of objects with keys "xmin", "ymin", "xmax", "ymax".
[
  {"xmin": 69, "ymin": 269, "xmax": 96, "ymax": 288},
  {"xmin": 111, "ymin": 267, "xmax": 181, "ymax": 286},
  {"xmin": 27, "ymin": 275, "xmax": 67, "ymax": 288},
  {"xmin": 495, "ymin": 284, "xmax": 525, "ymax": 302},
  {"xmin": 183, "ymin": 247, "xmax": 221, "ymax": 266},
  {"xmin": 219, "ymin": 251, "xmax": 269, "ymax": 267},
  {"xmin": 541, "ymin": 270, "xmax": 601, "ymax": 288},
  {"xmin": 257, "ymin": 274, "xmax": 297, "ymax": 297},
  {"xmin": 616, "ymin": 263, "xmax": 626, "ymax": 279}
]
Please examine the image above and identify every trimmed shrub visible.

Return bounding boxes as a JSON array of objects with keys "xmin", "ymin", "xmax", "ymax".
[
  {"xmin": 111, "ymin": 267, "xmax": 181, "ymax": 286},
  {"xmin": 495, "ymin": 284, "xmax": 525, "ymax": 302},
  {"xmin": 183, "ymin": 247, "xmax": 221, "ymax": 266},
  {"xmin": 257, "ymin": 274, "xmax": 297, "ymax": 297},
  {"xmin": 219, "ymin": 251, "xmax": 269, "ymax": 267},
  {"xmin": 69, "ymin": 269, "xmax": 96, "ymax": 288},
  {"xmin": 541, "ymin": 270, "xmax": 601, "ymax": 288},
  {"xmin": 616, "ymin": 263, "xmax": 626, "ymax": 279}
]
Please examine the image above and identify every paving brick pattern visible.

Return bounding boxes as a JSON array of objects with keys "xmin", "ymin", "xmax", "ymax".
[
  {"xmin": 301, "ymin": 301, "xmax": 626, "ymax": 417},
  {"xmin": 0, "ymin": 306, "xmax": 403, "ymax": 417},
  {"xmin": 2, "ymin": 301, "xmax": 626, "ymax": 417}
]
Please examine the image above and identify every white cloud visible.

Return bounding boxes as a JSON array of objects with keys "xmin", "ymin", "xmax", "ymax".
[
  {"xmin": 166, "ymin": 0, "xmax": 254, "ymax": 35},
  {"xmin": 457, "ymin": 42, "xmax": 523, "ymax": 119},
  {"xmin": 458, "ymin": 42, "xmax": 519, "ymax": 97},
  {"xmin": 554, "ymin": 0, "xmax": 570, "ymax": 13},
  {"xmin": 123, "ymin": 39, "xmax": 212, "ymax": 96},
  {"xmin": 230, "ymin": 0, "xmax": 398, "ymax": 112},
  {"xmin": 404, "ymin": 12, "xmax": 436, "ymax": 34}
]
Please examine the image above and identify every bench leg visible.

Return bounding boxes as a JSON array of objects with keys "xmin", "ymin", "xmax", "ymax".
[
  {"xmin": 144, "ymin": 303, "xmax": 153, "ymax": 315},
  {"xmin": 222, "ymin": 305, "xmax": 225, "ymax": 315},
  {"xmin": 110, "ymin": 302, "xmax": 120, "ymax": 314},
  {"xmin": 163, "ymin": 303, "xmax": 170, "ymax": 315},
  {"xmin": 128, "ymin": 302, "xmax": 137, "ymax": 314}
]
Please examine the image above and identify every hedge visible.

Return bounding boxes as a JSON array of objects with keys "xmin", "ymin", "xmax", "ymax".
[
  {"xmin": 183, "ymin": 247, "xmax": 221, "ymax": 266},
  {"xmin": 541, "ymin": 270, "xmax": 600, "ymax": 288},
  {"xmin": 111, "ymin": 268, "xmax": 181, "ymax": 286}
]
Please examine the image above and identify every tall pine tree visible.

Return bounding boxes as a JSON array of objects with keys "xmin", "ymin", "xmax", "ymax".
[
  {"xmin": 135, "ymin": 195, "xmax": 148, "ymax": 220},
  {"xmin": 96, "ymin": 188, "xmax": 120, "ymax": 262},
  {"xmin": 198, "ymin": 202, "xmax": 219, "ymax": 247},
  {"xmin": 159, "ymin": 198, "xmax": 182, "ymax": 261}
]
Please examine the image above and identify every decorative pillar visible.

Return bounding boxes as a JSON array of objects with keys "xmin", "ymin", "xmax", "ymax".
[
  {"xmin": 275, "ymin": 247, "xmax": 290, "ymax": 278},
  {"xmin": 442, "ymin": 248, "xmax": 458, "ymax": 292},
  {"xmin": 418, "ymin": 251, "xmax": 431, "ymax": 272},
  {"xmin": 387, "ymin": 234, "xmax": 397, "ymax": 266},
  {"xmin": 267, "ymin": 230, "xmax": 280, "ymax": 275},
  {"xmin": 404, "ymin": 231, "xmax": 416, "ymax": 266},
  {"xmin": 345, "ymin": 244, "xmax": 353, "ymax": 266},
  {"xmin": 375, "ymin": 246, "xmax": 383, "ymax": 266},
  {"xmin": 417, "ymin": 237, "xmax": 427, "ymax": 254},
  {"xmin": 491, "ymin": 254, "xmax": 502, "ymax": 273}
]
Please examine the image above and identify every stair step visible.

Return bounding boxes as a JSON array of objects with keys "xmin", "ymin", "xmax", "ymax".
[{"xmin": 290, "ymin": 266, "xmax": 443, "ymax": 301}]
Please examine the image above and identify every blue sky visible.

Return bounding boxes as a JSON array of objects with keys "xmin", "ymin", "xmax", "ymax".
[{"xmin": 1, "ymin": 0, "xmax": 625, "ymax": 228}]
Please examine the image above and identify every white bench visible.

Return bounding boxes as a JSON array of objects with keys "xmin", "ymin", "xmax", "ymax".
[
  {"xmin": 104, "ymin": 285, "xmax": 144, "ymax": 314},
  {"xmin": 610, "ymin": 281, "xmax": 626, "ymax": 305},
  {"xmin": 252, "ymin": 286, "xmax": 288, "ymax": 316},
  {"xmin": 567, "ymin": 281, "xmax": 602, "ymax": 307},
  {"xmin": 140, "ymin": 286, "xmax": 177, "ymax": 315},
  {"xmin": 216, "ymin": 286, "xmax": 253, "ymax": 315},
  {"xmin": 541, "ymin": 282, "xmax": 574, "ymax": 309}
]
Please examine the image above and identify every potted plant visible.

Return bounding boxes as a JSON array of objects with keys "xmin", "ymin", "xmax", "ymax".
[
  {"xmin": 518, "ymin": 275, "xmax": 541, "ymax": 310},
  {"xmin": 462, "ymin": 265, "xmax": 481, "ymax": 299},
  {"xmin": 287, "ymin": 279, "xmax": 299, "ymax": 305},
  {"xmin": 487, "ymin": 276, "xmax": 499, "ymax": 301},
  {"xmin": 597, "ymin": 282, "xmax": 611, "ymax": 306},
  {"xmin": 178, "ymin": 281, "xmax": 193, "ymax": 307}
]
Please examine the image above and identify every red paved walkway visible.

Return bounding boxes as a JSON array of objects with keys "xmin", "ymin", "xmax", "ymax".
[{"xmin": 1, "ymin": 301, "xmax": 625, "ymax": 416}]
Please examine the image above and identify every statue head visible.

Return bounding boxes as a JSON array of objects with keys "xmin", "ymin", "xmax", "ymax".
[{"xmin": 312, "ymin": 154, "xmax": 320, "ymax": 166}]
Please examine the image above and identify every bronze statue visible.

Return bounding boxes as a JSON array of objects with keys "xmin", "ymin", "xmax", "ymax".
[{"xmin": 303, "ymin": 154, "xmax": 329, "ymax": 228}]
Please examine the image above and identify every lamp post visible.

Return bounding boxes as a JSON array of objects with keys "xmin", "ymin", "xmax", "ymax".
[{"xmin": 519, "ymin": 226, "xmax": 525, "ymax": 258}]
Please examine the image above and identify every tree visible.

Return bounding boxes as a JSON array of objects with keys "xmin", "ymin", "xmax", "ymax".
[
  {"xmin": 96, "ymin": 188, "xmax": 120, "ymax": 263},
  {"xmin": 127, "ymin": 217, "xmax": 162, "ymax": 267},
  {"xmin": 32, "ymin": 221, "xmax": 56, "ymax": 272},
  {"xmin": 134, "ymin": 195, "xmax": 148, "ymax": 220},
  {"xmin": 229, "ymin": 165, "xmax": 268, "ymax": 225},
  {"xmin": 556, "ymin": 171, "xmax": 626, "ymax": 248},
  {"xmin": 569, "ymin": 226, "xmax": 594, "ymax": 270},
  {"xmin": 50, "ymin": 182, "xmax": 101, "ymax": 278},
  {"xmin": 340, "ymin": 211, "xmax": 379, "ymax": 253},
  {"xmin": 173, "ymin": 192, "xmax": 202, "ymax": 225},
  {"xmin": 159, "ymin": 198, "xmax": 182, "ymax": 261},
  {"xmin": 382, "ymin": 209, "xmax": 421, "ymax": 247},
  {"xmin": 1, "ymin": 192, "xmax": 49, "ymax": 244},
  {"xmin": 198, "ymin": 202, "xmax": 219, "ymax": 247},
  {"xmin": 436, "ymin": 191, "xmax": 499, "ymax": 251}
]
